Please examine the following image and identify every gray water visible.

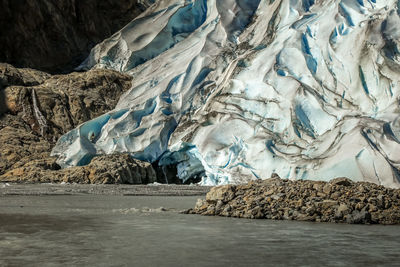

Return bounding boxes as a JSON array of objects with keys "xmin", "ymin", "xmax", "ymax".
[{"xmin": 0, "ymin": 195, "xmax": 399, "ymax": 267}]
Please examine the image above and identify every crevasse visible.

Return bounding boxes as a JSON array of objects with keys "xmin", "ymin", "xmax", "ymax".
[{"xmin": 52, "ymin": 0, "xmax": 400, "ymax": 188}]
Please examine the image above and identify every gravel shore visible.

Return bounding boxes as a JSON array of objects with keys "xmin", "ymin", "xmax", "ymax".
[
  {"xmin": 186, "ymin": 177, "xmax": 400, "ymax": 224},
  {"xmin": 0, "ymin": 183, "xmax": 212, "ymax": 196}
]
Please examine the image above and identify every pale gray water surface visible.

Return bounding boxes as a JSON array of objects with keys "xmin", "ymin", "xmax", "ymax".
[{"xmin": 0, "ymin": 195, "xmax": 399, "ymax": 267}]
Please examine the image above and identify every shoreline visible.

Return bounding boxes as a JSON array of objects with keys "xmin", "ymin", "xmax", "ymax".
[{"xmin": 0, "ymin": 183, "xmax": 212, "ymax": 196}]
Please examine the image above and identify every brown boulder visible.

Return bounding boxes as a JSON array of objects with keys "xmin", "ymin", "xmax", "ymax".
[{"xmin": 206, "ymin": 185, "xmax": 236, "ymax": 203}]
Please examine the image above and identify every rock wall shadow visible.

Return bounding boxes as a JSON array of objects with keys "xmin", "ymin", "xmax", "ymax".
[{"xmin": 0, "ymin": 0, "xmax": 152, "ymax": 73}]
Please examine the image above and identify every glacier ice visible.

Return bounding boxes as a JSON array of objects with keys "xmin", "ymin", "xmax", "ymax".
[{"xmin": 52, "ymin": 0, "xmax": 400, "ymax": 188}]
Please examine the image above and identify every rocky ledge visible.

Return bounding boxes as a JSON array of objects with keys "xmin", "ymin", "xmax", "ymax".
[
  {"xmin": 185, "ymin": 177, "xmax": 400, "ymax": 225},
  {"xmin": 0, "ymin": 154, "xmax": 156, "ymax": 184}
]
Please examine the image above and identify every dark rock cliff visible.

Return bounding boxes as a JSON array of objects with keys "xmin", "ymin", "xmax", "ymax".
[{"xmin": 0, "ymin": 0, "xmax": 153, "ymax": 73}]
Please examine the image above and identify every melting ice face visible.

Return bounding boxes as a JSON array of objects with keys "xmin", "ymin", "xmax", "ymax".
[{"xmin": 52, "ymin": 0, "xmax": 400, "ymax": 188}]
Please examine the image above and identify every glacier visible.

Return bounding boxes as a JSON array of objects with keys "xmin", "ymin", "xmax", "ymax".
[{"xmin": 51, "ymin": 0, "xmax": 400, "ymax": 188}]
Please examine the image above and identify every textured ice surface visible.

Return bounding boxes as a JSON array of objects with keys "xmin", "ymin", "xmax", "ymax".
[{"xmin": 52, "ymin": 0, "xmax": 400, "ymax": 188}]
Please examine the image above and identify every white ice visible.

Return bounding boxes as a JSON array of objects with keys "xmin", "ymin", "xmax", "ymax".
[{"xmin": 52, "ymin": 0, "xmax": 400, "ymax": 188}]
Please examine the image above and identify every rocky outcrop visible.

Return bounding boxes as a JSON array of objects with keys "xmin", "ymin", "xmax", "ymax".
[
  {"xmin": 186, "ymin": 177, "xmax": 400, "ymax": 225},
  {"xmin": 0, "ymin": 0, "xmax": 153, "ymax": 73},
  {"xmin": 4, "ymin": 65, "xmax": 132, "ymax": 140},
  {"xmin": 0, "ymin": 64, "xmax": 157, "ymax": 184},
  {"xmin": 0, "ymin": 63, "xmax": 51, "ymax": 116},
  {"xmin": 0, "ymin": 154, "xmax": 156, "ymax": 184},
  {"xmin": 0, "ymin": 63, "xmax": 51, "ymax": 88},
  {"xmin": 0, "ymin": 115, "xmax": 52, "ymax": 175}
]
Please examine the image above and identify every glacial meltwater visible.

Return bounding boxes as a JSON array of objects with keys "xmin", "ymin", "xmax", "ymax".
[{"xmin": 0, "ymin": 195, "xmax": 399, "ymax": 266}]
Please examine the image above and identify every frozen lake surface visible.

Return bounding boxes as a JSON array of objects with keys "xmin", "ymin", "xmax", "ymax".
[{"xmin": 0, "ymin": 195, "xmax": 399, "ymax": 266}]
